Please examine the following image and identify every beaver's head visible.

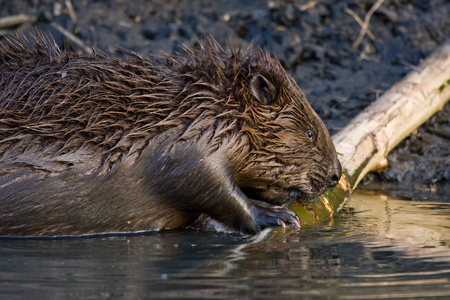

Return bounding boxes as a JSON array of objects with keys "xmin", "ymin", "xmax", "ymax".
[
  {"xmin": 219, "ymin": 49, "xmax": 342, "ymax": 205},
  {"xmin": 164, "ymin": 43, "xmax": 341, "ymax": 205}
]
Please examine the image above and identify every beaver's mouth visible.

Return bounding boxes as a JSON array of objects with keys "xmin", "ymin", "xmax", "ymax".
[{"xmin": 240, "ymin": 186, "xmax": 315, "ymax": 206}]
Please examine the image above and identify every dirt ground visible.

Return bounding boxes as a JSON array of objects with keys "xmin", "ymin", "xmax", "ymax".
[{"xmin": 1, "ymin": 0, "xmax": 449, "ymax": 197}]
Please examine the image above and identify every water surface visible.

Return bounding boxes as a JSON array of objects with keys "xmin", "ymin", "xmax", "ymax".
[{"xmin": 0, "ymin": 190, "xmax": 449, "ymax": 299}]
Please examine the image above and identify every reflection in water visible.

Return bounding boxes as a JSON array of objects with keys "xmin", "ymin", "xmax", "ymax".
[{"xmin": 0, "ymin": 190, "xmax": 449, "ymax": 299}]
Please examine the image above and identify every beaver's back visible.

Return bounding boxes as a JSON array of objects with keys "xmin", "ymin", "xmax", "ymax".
[{"xmin": 0, "ymin": 38, "xmax": 185, "ymax": 168}]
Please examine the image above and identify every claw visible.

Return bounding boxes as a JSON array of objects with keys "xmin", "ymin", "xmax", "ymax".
[
  {"xmin": 292, "ymin": 217, "xmax": 301, "ymax": 227},
  {"xmin": 249, "ymin": 203, "xmax": 301, "ymax": 232},
  {"xmin": 278, "ymin": 219, "xmax": 286, "ymax": 228}
]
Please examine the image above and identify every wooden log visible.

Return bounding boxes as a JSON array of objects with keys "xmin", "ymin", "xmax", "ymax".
[
  {"xmin": 334, "ymin": 41, "xmax": 450, "ymax": 189},
  {"xmin": 290, "ymin": 41, "xmax": 450, "ymax": 225}
]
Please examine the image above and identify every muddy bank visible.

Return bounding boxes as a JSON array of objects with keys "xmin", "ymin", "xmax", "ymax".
[{"xmin": 1, "ymin": 0, "xmax": 449, "ymax": 193}]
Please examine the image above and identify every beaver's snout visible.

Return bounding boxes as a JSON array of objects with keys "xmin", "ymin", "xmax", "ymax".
[{"xmin": 328, "ymin": 158, "xmax": 342, "ymax": 188}]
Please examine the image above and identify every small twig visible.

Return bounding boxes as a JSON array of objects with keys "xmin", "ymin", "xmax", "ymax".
[
  {"xmin": 65, "ymin": 0, "xmax": 78, "ymax": 24},
  {"xmin": 345, "ymin": 7, "xmax": 375, "ymax": 41},
  {"xmin": 299, "ymin": 0, "xmax": 327, "ymax": 11},
  {"xmin": 399, "ymin": 60, "xmax": 421, "ymax": 72},
  {"xmin": 0, "ymin": 14, "xmax": 37, "ymax": 30},
  {"xmin": 351, "ymin": 0, "xmax": 385, "ymax": 51},
  {"xmin": 51, "ymin": 22, "xmax": 92, "ymax": 54}
]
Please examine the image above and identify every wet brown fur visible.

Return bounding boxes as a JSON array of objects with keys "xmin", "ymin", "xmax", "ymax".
[{"xmin": 0, "ymin": 32, "xmax": 341, "ymax": 236}]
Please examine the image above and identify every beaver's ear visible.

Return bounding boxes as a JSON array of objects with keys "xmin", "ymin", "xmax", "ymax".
[{"xmin": 250, "ymin": 74, "xmax": 277, "ymax": 104}]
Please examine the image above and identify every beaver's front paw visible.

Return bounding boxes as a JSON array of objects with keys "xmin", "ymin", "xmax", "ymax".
[{"xmin": 247, "ymin": 204, "xmax": 300, "ymax": 233}]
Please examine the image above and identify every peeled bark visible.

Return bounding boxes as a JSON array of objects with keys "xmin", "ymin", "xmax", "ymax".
[{"xmin": 290, "ymin": 42, "xmax": 450, "ymax": 225}]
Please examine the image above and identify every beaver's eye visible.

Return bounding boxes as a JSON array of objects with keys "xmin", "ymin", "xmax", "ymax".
[{"xmin": 306, "ymin": 131, "xmax": 315, "ymax": 142}]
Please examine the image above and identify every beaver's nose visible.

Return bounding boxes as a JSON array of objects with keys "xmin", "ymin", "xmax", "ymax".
[{"xmin": 328, "ymin": 158, "xmax": 342, "ymax": 188}]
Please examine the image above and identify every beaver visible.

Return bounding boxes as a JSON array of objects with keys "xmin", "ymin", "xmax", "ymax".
[{"xmin": 0, "ymin": 33, "xmax": 341, "ymax": 236}]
